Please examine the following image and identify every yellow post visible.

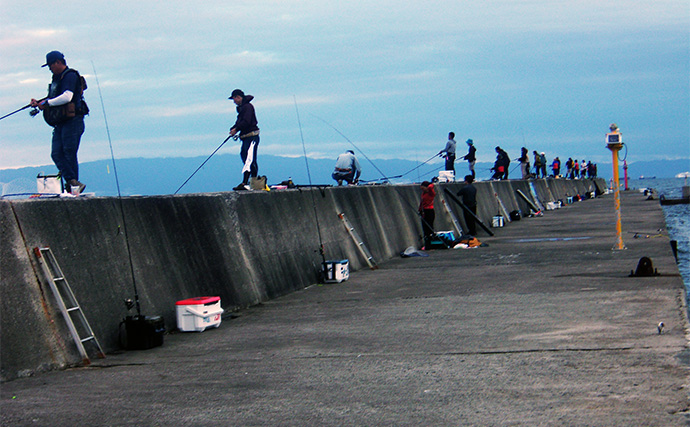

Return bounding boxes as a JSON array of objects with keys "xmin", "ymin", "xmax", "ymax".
[{"xmin": 606, "ymin": 124, "xmax": 625, "ymax": 250}]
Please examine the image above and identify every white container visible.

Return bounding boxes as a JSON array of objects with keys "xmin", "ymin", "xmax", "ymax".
[
  {"xmin": 492, "ymin": 216, "xmax": 505, "ymax": 227},
  {"xmin": 323, "ymin": 260, "xmax": 349, "ymax": 283},
  {"xmin": 176, "ymin": 296, "xmax": 223, "ymax": 332},
  {"xmin": 438, "ymin": 170, "xmax": 455, "ymax": 182}
]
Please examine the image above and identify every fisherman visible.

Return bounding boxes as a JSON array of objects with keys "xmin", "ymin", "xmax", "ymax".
[
  {"xmin": 332, "ymin": 150, "xmax": 361, "ymax": 186},
  {"xmin": 533, "ymin": 150, "xmax": 542, "ymax": 178},
  {"xmin": 551, "ymin": 157, "xmax": 561, "ymax": 177},
  {"xmin": 491, "ymin": 146, "xmax": 510, "ymax": 180},
  {"xmin": 462, "ymin": 139, "xmax": 477, "ymax": 179},
  {"xmin": 229, "ymin": 89, "xmax": 260, "ymax": 191},
  {"xmin": 518, "ymin": 147, "xmax": 530, "ymax": 179},
  {"xmin": 457, "ymin": 175, "xmax": 478, "ymax": 236},
  {"xmin": 30, "ymin": 51, "xmax": 88, "ymax": 194},
  {"xmin": 539, "ymin": 152, "xmax": 547, "ymax": 178},
  {"xmin": 419, "ymin": 181, "xmax": 436, "ymax": 249},
  {"xmin": 565, "ymin": 158, "xmax": 573, "ymax": 179},
  {"xmin": 438, "ymin": 132, "xmax": 457, "ymax": 175}
]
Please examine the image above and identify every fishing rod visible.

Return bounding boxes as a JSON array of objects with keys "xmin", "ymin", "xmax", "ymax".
[
  {"xmin": 92, "ymin": 60, "xmax": 142, "ymax": 317},
  {"xmin": 359, "ymin": 175, "xmax": 403, "ymax": 184},
  {"xmin": 174, "ymin": 134, "xmax": 236, "ymax": 194},
  {"xmin": 310, "ymin": 113, "xmax": 395, "ymax": 183},
  {"xmin": 0, "ymin": 98, "xmax": 46, "ymax": 121},
  {"xmin": 398, "ymin": 153, "xmax": 442, "ymax": 179},
  {"xmin": 295, "ymin": 97, "xmax": 326, "ymax": 265}
]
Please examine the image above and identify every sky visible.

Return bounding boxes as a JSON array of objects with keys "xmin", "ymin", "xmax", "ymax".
[{"xmin": 1, "ymin": 0, "xmax": 688, "ymax": 172}]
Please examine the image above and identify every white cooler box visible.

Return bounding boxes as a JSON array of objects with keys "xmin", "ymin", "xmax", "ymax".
[
  {"xmin": 438, "ymin": 170, "xmax": 455, "ymax": 182},
  {"xmin": 322, "ymin": 260, "xmax": 349, "ymax": 283},
  {"xmin": 176, "ymin": 296, "xmax": 223, "ymax": 332}
]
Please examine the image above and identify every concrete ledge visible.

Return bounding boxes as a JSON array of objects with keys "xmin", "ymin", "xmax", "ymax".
[{"xmin": 1, "ymin": 178, "xmax": 605, "ymax": 380}]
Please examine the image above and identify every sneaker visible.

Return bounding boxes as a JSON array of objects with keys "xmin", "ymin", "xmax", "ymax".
[
  {"xmin": 69, "ymin": 179, "xmax": 86, "ymax": 195},
  {"xmin": 233, "ymin": 183, "xmax": 250, "ymax": 191}
]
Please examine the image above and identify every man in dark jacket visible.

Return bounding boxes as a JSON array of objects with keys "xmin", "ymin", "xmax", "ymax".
[
  {"xmin": 462, "ymin": 139, "xmax": 476, "ymax": 178},
  {"xmin": 31, "ymin": 51, "xmax": 88, "ymax": 194},
  {"xmin": 457, "ymin": 175, "xmax": 478, "ymax": 236},
  {"xmin": 229, "ymin": 89, "xmax": 260, "ymax": 191}
]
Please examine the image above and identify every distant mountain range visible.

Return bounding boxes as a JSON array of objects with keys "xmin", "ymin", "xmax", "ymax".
[{"xmin": 1, "ymin": 155, "xmax": 688, "ymax": 197}]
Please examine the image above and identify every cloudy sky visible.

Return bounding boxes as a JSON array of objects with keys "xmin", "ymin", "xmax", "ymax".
[{"xmin": 1, "ymin": 0, "xmax": 688, "ymax": 171}]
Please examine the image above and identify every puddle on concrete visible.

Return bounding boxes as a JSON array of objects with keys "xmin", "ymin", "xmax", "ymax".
[{"xmin": 507, "ymin": 237, "xmax": 593, "ymax": 243}]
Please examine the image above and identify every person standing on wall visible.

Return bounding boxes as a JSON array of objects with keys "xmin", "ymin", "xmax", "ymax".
[
  {"xmin": 30, "ymin": 51, "xmax": 89, "ymax": 194},
  {"xmin": 462, "ymin": 139, "xmax": 476, "ymax": 179},
  {"xmin": 518, "ymin": 147, "xmax": 530, "ymax": 179},
  {"xmin": 229, "ymin": 89, "xmax": 260, "ymax": 191},
  {"xmin": 457, "ymin": 175, "xmax": 478, "ymax": 236},
  {"xmin": 551, "ymin": 157, "xmax": 561, "ymax": 177},
  {"xmin": 332, "ymin": 150, "xmax": 361, "ymax": 185},
  {"xmin": 419, "ymin": 181, "xmax": 436, "ymax": 249},
  {"xmin": 533, "ymin": 150, "xmax": 543, "ymax": 178},
  {"xmin": 438, "ymin": 132, "xmax": 457, "ymax": 175}
]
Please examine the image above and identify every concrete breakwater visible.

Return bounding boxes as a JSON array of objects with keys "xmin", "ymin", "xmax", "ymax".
[{"xmin": 1, "ymin": 178, "xmax": 605, "ymax": 381}]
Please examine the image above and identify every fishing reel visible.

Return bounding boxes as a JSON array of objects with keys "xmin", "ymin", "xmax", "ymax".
[{"xmin": 29, "ymin": 107, "xmax": 40, "ymax": 117}]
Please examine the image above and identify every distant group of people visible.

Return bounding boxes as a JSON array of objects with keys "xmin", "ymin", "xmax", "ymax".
[
  {"xmin": 487, "ymin": 145, "xmax": 597, "ymax": 181},
  {"xmin": 564, "ymin": 158, "xmax": 598, "ymax": 179}
]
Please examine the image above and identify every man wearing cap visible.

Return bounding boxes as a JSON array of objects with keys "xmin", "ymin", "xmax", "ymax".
[
  {"xmin": 30, "ymin": 51, "xmax": 88, "ymax": 194},
  {"xmin": 229, "ymin": 89, "xmax": 260, "ymax": 191},
  {"xmin": 332, "ymin": 150, "xmax": 361, "ymax": 185},
  {"xmin": 462, "ymin": 139, "xmax": 476, "ymax": 179}
]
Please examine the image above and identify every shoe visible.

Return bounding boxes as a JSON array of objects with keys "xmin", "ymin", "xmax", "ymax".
[
  {"xmin": 233, "ymin": 183, "xmax": 250, "ymax": 191},
  {"xmin": 69, "ymin": 179, "xmax": 86, "ymax": 194}
]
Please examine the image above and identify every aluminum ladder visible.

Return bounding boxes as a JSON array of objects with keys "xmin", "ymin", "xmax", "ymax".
[
  {"xmin": 338, "ymin": 213, "xmax": 378, "ymax": 270},
  {"xmin": 33, "ymin": 247, "xmax": 105, "ymax": 364}
]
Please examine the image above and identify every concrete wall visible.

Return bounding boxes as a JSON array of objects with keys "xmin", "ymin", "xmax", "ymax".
[{"xmin": 1, "ymin": 178, "xmax": 605, "ymax": 380}]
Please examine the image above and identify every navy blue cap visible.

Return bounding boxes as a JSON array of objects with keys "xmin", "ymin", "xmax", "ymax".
[{"xmin": 42, "ymin": 51, "xmax": 64, "ymax": 67}]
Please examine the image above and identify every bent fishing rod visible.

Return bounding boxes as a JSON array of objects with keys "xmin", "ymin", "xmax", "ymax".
[
  {"xmin": 310, "ymin": 113, "xmax": 394, "ymax": 182},
  {"xmin": 0, "ymin": 98, "xmax": 47, "ymax": 121},
  {"xmin": 174, "ymin": 134, "xmax": 238, "ymax": 194}
]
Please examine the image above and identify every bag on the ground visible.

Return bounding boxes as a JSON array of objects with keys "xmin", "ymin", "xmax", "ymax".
[
  {"xmin": 250, "ymin": 175, "xmax": 268, "ymax": 191},
  {"xmin": 36, "ymin": 173, "xmax": 63, "ymax": 194}
]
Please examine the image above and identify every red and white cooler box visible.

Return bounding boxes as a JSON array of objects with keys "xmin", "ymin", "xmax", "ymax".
[{"xmin": 176, "ymin": 296, "xmax": 224, "ymax": 332}]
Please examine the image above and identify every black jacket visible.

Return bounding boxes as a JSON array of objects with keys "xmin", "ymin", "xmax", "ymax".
[{"xmin": 231, "ymin": 95, "xmax": 259, "ymax": 137}]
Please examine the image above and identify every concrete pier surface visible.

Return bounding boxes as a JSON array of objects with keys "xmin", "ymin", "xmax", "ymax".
[{"xmin": 1, "ymin": 190, "xmax": 689, "ymax": 426}]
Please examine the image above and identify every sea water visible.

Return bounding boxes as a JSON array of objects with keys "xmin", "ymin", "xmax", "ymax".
[{"xmin": 627, "ymin": 178, "xmax": 689, "ymax": 302}]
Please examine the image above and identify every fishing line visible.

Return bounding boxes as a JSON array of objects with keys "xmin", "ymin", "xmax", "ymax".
[
  {"xmin": 92, "ymin": 61, "xmax": 141, "ymax": 316},
  {"xmin": 310, "ymin": 113, "xmax": 392, "ymax": 182},
  {"xmin": 398, "ymin": 153, "xmax": 441, "ymax": 179},
  {"xmin": 174, "ymin": 134, "xmax": 234, "ymax": 194},
  {"xmin": 295, "ymin": 97, "xmax": 326, "ymax": 264}
]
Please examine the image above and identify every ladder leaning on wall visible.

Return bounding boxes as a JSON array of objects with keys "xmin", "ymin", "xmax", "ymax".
[{"xmin": 33, "ymin": 246, "xmax": 105, "ymax": 364}]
